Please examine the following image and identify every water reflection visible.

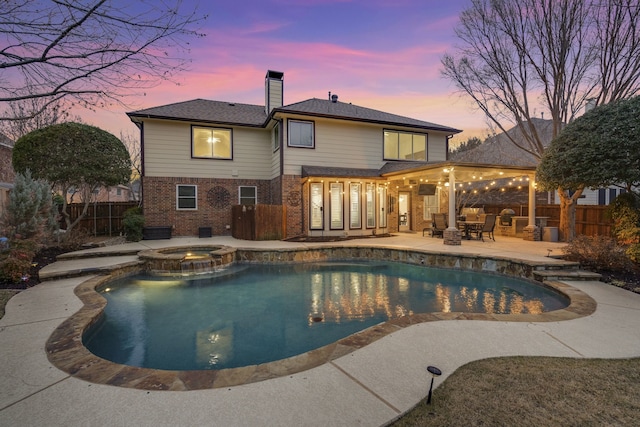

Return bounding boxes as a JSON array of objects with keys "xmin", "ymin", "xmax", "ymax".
[
  {"xmin": 308, "ymin": 268, "xmax": 547, "ymax": 323},
  {"xmin": 89, "ymin": 262, "xmax": 564, "ymax": 370},
  {"xmin": 309, "ymin": 270, "xmax": 404, "ymax": 324}
]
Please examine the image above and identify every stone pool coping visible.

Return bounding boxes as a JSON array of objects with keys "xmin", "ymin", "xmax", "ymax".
[{"xmin": 45, "ymin": 246, "xmax": 597, "ymax": 391}]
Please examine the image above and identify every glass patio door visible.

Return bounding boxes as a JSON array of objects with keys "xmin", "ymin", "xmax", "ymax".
[{"xmin": 398, "ymin": 191, "xmax": 411, "ymax": 231}]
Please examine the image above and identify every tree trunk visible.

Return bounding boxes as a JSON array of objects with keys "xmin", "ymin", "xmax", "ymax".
[{"xmin": 557, "ymin": 186, "xmax": 584, "ymax": 242}]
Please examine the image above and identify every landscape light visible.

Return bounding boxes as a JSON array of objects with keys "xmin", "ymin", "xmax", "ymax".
[{"xmin": 427, "ymin": 365, "xmax": 442, "ymax": 404}]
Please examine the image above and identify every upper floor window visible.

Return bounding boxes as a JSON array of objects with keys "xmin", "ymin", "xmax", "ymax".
[
  {"xmin": 273, "ymin": 122, "xmax": 280, "ymax": 152},
  {"xmin": 383, "ymin": 130, "xmax": 427, "ymax": 161},
  {"xmin": 192, "ymin": 126, "xmax": 232, "ymax": 159},
  {"xmin": 239, "ymin": 186, "xmax": 257, "ymax": 205},
  {"xmin": 177, "ymin": 185, "xmax": 197, "ymax": 210},
  {"xmin": 288, "ymin": 120, "xmax": 314, "ymax": 148}
]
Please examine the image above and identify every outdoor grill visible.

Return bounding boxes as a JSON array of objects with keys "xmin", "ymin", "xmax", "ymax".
[{"xmin": 499, "ymin": 208, "xmax": 516, "ymax": 226}]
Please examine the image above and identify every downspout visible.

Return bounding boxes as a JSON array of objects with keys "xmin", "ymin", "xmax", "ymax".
[
  {"xmin": 446, "ymin": 135, "xmax": 453, "ymax": 161},
  {"xmin": 136, "ymin": 121, "xmax": 144, "ymax": 208},
  {"xmin": 301, "ymin": 179, "xmax": 306, "ymax": 237}
]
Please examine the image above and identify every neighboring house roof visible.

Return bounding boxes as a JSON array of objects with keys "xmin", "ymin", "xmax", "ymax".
[
  {"xmin": 451, "ymin": 118, "xmax": 555, "ymax": 166},
  {"xmin": 127, "ymin": 98, "xmax": 462, "ymax": 134},
  {"xmin": 0, "ymin": 132, "xmax": 14, "ymax": 149}
]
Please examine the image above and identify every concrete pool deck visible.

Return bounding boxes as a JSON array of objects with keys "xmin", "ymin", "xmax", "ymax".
[{"xmin": 1, "ymin": 234, "xmax": 640, "ymax": 426}]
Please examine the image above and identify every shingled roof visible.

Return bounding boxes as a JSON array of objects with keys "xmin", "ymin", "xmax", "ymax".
[
  {"xmin": 127, "ymin": 99, "xmax": 267, "ymax": 127},
  {"xmin": 451, "ymin": 118, "xmax": 555, "ymax": 166},
  {"xmin": 276, "ymin": 98, "xmax": 461, "ymax": 133},
  {"xmin": 301, "ymin": 165, "xmax": 381, "ymax": 178},
  {"xmin": 302, "ymin": 161, "xmax": 451, "ymax": 179},
  {"xmin": 0, "ymin": 132, "xmax": 14, "ymax": 148},
  {"xmin": 128, "ymin": 97, "xmax": 462, "ymax": 134}
]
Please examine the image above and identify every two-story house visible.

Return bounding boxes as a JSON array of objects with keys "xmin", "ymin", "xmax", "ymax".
[{"xmin": 127, "ymin": 70, "xmax": 538, "ymax": 241}]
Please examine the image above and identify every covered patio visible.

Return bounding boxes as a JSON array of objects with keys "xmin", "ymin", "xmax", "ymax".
[{"xmin": 382, "ymin": 161, "xmax": 540, "ymax": 245}]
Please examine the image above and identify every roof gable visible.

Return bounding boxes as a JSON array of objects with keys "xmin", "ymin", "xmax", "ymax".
[
  {"xmin": 276, "ymin": 98, "xmax": 461, "ymax": 133},
  {"xmin": 127, "ymin": 97, "xmax": 462, "ymax": 134},
  {"xmin": 127, "ymin": 99, "xmax": 267, "ymax": 127}
]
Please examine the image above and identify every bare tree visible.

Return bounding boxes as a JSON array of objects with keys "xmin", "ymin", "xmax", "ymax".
[
  {"xmin": 442, "ymin": 0, "xmax": 640, "ymax": 241},
  {"xmin": 0, "ymin": 0, "xmax": 206, "ymax": 121},
  {"xmin": 120, "ymin": 130, "xmax": 141, "ymax": 203},
  {"xmin": 595, "ymin": 1, "xmax": 640, "ymax": 105},
  {"xmin": 0, "ymin": 97, "xmax": 83, "ymax": 141}
]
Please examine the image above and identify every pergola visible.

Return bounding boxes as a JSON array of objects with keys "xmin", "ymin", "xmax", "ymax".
[{"xmin": 383, "ymin": 161, "xmax": 539, "ymax": 244}]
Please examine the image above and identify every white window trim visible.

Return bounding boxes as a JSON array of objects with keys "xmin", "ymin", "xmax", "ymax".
[
  {"xmin": 176, "ymin": 184, "xmax": 197, "ymax": 210},
  {"xmin": 330, "ymin": 182, "xmax": 344, "ymax": 230},
  {"xmin": 238, "ymin": 186, "xmax": 257, "ymax": 205},
  {"xmin": 365, "ymin": 183, "xmax": 376, "ymax": 228},
  {"xmin": 349, "ymin": 183, "xmax": 362, "ymax": 229},
  {"xmin": 310, "ymin": 182, "xmax": 324, "ymax": 230},
  {"xmin": 379, "ymin": 186, "xmax": 388, "ymax": 228}
]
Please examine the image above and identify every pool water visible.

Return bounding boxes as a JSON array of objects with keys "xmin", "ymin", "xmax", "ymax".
[{"xmin": 84, "ymin": 261, "xmax": 568, "ymax": 370}]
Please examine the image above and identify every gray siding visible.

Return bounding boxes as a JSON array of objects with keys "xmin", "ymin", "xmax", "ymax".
[
  {"xmin": 143, "ymin": 120, "xmax": 272, "ymax": 179},
  {"xmin": 280, "ymin": 115, "xmax": 451, "ymax": 175}
]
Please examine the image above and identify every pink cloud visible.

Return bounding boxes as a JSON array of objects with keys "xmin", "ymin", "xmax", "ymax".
[{"xmin": 64, "ymin": 2, "xmax": 489, "ymax": 143}]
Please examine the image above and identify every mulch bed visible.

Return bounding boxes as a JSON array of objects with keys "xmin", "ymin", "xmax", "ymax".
[
  {"xmin": 0, "ymin": 246, "xmax": 68, "ymax": 290},
  {"xmin": 597, "ymin": 266, "xmax": 640, "ymax": 294}
]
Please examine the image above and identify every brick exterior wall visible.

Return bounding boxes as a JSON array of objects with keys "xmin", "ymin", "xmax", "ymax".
[
  {"xmin": 270, "ymin": 175, "xmax": 283, "ymax": 205},
  {"xmin": 143, "ymin": 176, "xmax": 273, "ymax": 237},
  {"xmin": 282, "ymin": 174, "xmax": 303, "ymax": 238}
]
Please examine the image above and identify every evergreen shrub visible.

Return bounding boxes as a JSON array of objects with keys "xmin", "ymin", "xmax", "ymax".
[{"xmin": 123, "ymin": 207, "xmax": 144, "ymax": 242}]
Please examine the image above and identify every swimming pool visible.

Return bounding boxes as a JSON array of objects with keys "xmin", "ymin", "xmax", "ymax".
[{"xmin": 84, "ymin": 261, "xmax": 569, "ymax": 371}]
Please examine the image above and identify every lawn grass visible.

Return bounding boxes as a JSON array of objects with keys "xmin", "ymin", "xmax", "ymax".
[
  {"xmin": 393, "ymin": 356, "xmax": 640, "ymax": 426},
  {"xmin": 0, "ymin": 289, "xmax": 19, "ymax": 319}
]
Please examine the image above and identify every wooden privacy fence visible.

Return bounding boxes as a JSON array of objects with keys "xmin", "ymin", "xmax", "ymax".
[
  {"xmin": 62, "ymin": 201, "xmax": 139, "ymax": 236},
  {"xmin": 482, "ymin": 204, "xmax": 612, "ymax": 237},
  {"xmin": 232, "ymin": 204, "xmax": 285, "ymax": 241}
]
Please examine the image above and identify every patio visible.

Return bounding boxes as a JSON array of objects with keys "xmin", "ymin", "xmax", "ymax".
[{"xmin": 1, "ymin": 234, "xmax": 639, "ymax": 426}]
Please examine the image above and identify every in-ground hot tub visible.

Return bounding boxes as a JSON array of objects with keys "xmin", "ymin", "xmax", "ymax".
[{"xmin": 138, "ymin": 245, "xmax": 236, "ymax": 275}]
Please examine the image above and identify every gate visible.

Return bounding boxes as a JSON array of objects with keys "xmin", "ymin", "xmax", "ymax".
[{"xmin": 231, "ymin": 204, "xmax": 285, "ymax": 240}]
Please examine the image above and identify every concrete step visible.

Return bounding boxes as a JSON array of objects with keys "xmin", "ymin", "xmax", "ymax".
[
  {"xmin": 537, "ymin": 261, "xmax": 580, "ymax": 271},
  {"xmin": 57, "ymin": 248, "xmax": 141, "ymax": 260},
  {"xmin": 38, "ymin": 257, "xmax": 142, "ymax": 281},
  {"xmin": 533, "ymin": 269, "xmax": 602, "ymax": 282}
]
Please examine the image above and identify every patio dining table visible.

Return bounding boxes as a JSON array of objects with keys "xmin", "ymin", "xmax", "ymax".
[{"xmin": 457, "ymin": 220, "xmax": 484, "ymax": 240}]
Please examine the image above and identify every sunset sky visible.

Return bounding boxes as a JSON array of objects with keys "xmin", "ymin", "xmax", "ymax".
[{"xmin": 84, "ymin": 0, "xmax": 495, "ymax": 146}]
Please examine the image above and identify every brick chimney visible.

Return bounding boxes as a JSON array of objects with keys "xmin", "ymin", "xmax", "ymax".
[{"xmin": 265, "ymin": 70, "xmax": 284, "ymax": 114}]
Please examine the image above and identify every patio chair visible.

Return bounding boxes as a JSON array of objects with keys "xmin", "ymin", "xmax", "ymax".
[
  {"xmin": 469, "ymin": 214, "xmax": 496, "ymax": 242},
  {"xmin": 428, "ymin": 213, "xmax": 448, "ymax": 238}
]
